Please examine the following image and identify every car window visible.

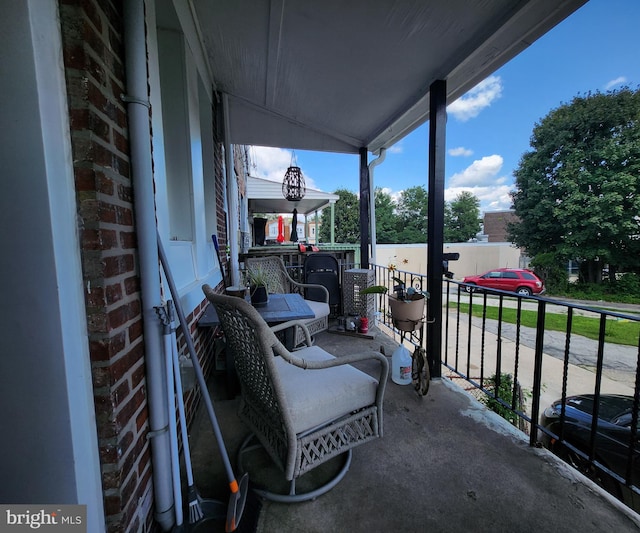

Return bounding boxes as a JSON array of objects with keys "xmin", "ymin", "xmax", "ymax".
[
  {"xmin": 486, "ymin": 272, "xmax": 501, "ymax": 278},
  {"xmin": 503, "ymin": 272, "xmax": 518, "ymax": 279},
  {"xmin": 612, "ymin": 412, "xmax": 633, "ymax": 427},
  {"xmin": 521, "ymin": 272, "xmax": 537, "ymax": 280}
]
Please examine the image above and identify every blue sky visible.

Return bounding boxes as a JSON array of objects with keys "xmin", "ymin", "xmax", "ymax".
[{"xmin": 250, "ymin": 0, "xmax": 640, "ymax": 216}]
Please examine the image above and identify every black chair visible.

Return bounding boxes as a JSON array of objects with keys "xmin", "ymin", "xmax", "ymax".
[{"xmin": 304, "ymin": 253, "xmax": 341, "ymax": 316}]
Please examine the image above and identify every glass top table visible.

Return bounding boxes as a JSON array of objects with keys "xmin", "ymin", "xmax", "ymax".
[{"xmin": 198, "ymin": 292, "xmax": 314, "ymax": 328}]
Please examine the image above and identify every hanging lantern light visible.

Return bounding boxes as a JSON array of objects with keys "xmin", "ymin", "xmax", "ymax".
[{"xmin": 282, "ymin": 152, "xmax": 306, "ymax": 201}]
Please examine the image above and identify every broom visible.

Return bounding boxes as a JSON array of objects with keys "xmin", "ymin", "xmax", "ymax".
[
  {"xmin": 158, "ymin": 235, "xmax": 248, "ymax": 531},
  {"xmin": 169, "ymin": 304, "xmax": 204, "ymax": 523}
]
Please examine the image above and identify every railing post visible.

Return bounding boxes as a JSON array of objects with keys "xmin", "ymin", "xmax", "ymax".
[
  {"xmin": 588, "ymin": 316, "xmax": 607, "ymax": 461},
  {"xmin": 359, "ymin": 147, "xmax": 370, "ymax": 268},
  {"xmin": 426, "ymin": 79, "xmax": 447, "ymax": 379},
  {"xmin": 529, "ymin": 299, "xmax": 546, "ymax": 447}
]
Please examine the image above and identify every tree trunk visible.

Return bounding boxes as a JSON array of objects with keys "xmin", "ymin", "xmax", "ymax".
[{"xmin": 579, "ymin": 259, "xmax": 603, "ymax": 283}]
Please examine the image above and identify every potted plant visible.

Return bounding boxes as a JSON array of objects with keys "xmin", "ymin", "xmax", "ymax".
[
  {"xmin": 245, "ymin": 265, "xmax": 270, "ymax": 307},
  {"xmin": 360, "ymin": 277, "xmax": 429, "ymax": 332}
]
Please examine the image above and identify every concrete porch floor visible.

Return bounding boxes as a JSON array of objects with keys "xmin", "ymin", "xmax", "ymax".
[{"xmin": 185, "ymin": 324, "xmax": 640, "ymax": 532}]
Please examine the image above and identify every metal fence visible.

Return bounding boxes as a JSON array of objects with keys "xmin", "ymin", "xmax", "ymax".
[
  {"xmin": 242, "ymin": 254, "xmax": 640, "ymax": 510},
  {"xmin": 371, "ymin": 263, "xmax": 640, "ymax": 512}
]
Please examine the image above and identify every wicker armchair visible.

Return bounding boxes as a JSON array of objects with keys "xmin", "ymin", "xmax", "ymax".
[
  {"xmin": 245, "ymin": 256, "xmax": 330, "ymax": 345},
  {"xmin": 202, "ymin": 286, "xmax": 388, "ymax": 502}
]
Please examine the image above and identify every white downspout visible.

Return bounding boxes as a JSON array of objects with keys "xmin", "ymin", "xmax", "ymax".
[
  {"xmin": 368, "ymin": 148, "xmax": 386, "ymax": 266},
  {"xmin": 123, "ymin": 1, "xmax": 174, "ymax": 530},
  {"xmin": 223, "ymin": 93, "xmax": 240, "ymax": 286},
  {"xmin": 314, "ymin": 210, "xmax": 319, "ymax": 245},
  {"xmin": 330, "ymin": 202, "xmax": 335, "ymax": 244}
]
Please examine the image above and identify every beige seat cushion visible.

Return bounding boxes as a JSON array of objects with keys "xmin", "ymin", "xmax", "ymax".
[
  {"xmin": 304, "ymin": 299, "xmax": 329, "ymax": 319},
  {"xmin": 273, "ymin": 346, "xmax": 378, "ymax": 434}
]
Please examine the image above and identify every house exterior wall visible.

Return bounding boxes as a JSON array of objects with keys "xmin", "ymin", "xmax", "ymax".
[
  {"xmin": 375, "ymin": 243, "xmax": 522, "ymax": 280},
  {"xmin": 483, "ymin": 211, "xmax": 518, "ymax": 243},
  {"xmin": 58, "ymin": 1, "xmax": 227, "ymax": 531},
  {"xmin": 0, "ymin": 1, "xmax": 105, "ymax": 529},
  {"xmin": 59, "ymin": 2, "xmax": 153, "ymax": 530},
  {"xmin": 266, "ymin": 217, "xmax": 301, "ymax": 243}
]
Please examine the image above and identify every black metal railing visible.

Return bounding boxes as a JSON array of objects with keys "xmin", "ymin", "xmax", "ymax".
[
  {"xmin": 371, "ymin": 263, "xmax": 640, "ymax": 511},
  {"xmin": 371, "ymin": 264, "xmax": 428, "ymax": 348}
]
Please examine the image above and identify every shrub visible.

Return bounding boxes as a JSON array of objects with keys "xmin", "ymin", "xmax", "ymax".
[
  {"xmin": 614, "ymin": 272, "xmax": 640, "ymax": 295},
  {"xmin": 480, "ymin": 373, "xmax": 521, "ymax": 426}
]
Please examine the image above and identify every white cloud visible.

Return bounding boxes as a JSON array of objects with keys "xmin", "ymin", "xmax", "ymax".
[
  {"xmin": 250, "ymin": 146, "xmax": 317, "ymax": 189},
  {"xmin": 447, "ymin": 75, "xmax": 503, "ymax": 122},
  {"xmin": 376, "ymin": 186, "xmax": 402, "ymax": 205},
  {"xmin": 605, "ymin": 76, "xmax": 627, "ymax": 90},
  {"xmin": 250, "ymin": 146, "xmax": 292, "ymax": 182},
  {"xmin": 445, "ymin": 184, "xmax": 513, "ymax": 214},
  {"xmin": 448, "ymin": 146, "xmax": 473, "ymax": 157},
  {"xmin": 448, "ymin": 155, "xmax": 504, "ymax": 188},
  {"xmin": 445, "ymin": 155, "xmax": 511, "ymax": 213},
  {"xmin": 381, "ymin": 154, "xmax": 512, "ymax": 214},
  {"xmin": 387, "ymin": 143, "xmax": 403, "ymax": 154}
]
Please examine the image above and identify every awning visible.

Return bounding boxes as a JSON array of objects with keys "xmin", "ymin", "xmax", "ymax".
[
  {"xmin": 191, "ymin": 0, "xmax": 587, "ymax": 154},
  {"xmin": 246, "ymin": 176, "xmax": 339, "ymax": 216}
]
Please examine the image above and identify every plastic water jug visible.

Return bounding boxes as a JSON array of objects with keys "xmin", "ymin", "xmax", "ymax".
[{"xmin": 392, "ymin": 345, "xmax": 412, "ymax": 385}]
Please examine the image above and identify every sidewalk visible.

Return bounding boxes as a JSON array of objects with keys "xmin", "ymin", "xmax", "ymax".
[{"xmin": 444, "ymin": 312, "xmax": 637, "ymax": 419}]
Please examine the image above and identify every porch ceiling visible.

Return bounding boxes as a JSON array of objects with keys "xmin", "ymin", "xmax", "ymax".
[{"xmin": 192, "ymin": 0, "xmax": 586, "ymax": 154}]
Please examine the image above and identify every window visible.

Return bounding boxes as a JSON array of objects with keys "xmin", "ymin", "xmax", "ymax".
[{"xmin": 158, "ymin": 29, "xmax": 195, "ymax": 241}]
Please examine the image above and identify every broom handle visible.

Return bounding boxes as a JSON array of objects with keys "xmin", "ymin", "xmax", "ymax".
[{"xmin": 158, "ymin": 234, "xmax": 237, "ymax": 485}]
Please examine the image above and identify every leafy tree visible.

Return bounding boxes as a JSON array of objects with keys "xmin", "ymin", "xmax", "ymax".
[
  {"xmin": 530, "ymin": 252, "xmax": 569, "ymax": 294},
  {"xmin": 374, "ymin": 188, "xmax": 398, "ymax": 243},
  {"xmin": 509, "ymin": 88, "xmax": 640, "ymax": 283},
  {"xmin": 396, "ymin": 185, "xmax": 428, "ymax": 243},
  {"xmin": 318, "ymin": 188, "xmax": 360, "ymax": 244},
  {"xmin": 444, "ymin": 191, "xmax": 481, "ymax": 242}
]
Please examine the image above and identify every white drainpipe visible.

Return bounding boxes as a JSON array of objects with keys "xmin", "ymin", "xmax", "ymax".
[
  {"xmin": 368, "ymin": 148, "xmax": 386, "ymax": 266},
  {"xmin": 223, "ymin": 93, "xmax": 241, "ymax": 286},
  {"xmin": 123, "ymin": 1, "xmax": 174, "ymax": 530}
]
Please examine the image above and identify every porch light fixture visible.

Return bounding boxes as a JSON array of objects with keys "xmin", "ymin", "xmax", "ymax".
[{"xmin": 282, "ymin": 152, "xmax": 306, "ymax": 201}]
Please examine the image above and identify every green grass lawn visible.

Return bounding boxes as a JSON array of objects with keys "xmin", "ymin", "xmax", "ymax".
[{"xmin": 450, "ymin": 302, "xmax": 640, "ymax": 347}]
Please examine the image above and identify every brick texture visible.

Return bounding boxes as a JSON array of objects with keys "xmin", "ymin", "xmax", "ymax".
[
  {"xmin": 59, "ymin": 1, "xmax": 149, "ymax": 531},
  {"xmin": 60, "ymin": 1, "xmax": 227, "ymax": 531},
  {"xmin": 483, "ymin": 211, "xmax": 519, "ymax": 243}
]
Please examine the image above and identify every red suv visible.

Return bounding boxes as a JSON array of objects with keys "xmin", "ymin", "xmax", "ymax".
[{"xmin": 462, "ymin": 268, "xmax": 544, "ymax": 296}]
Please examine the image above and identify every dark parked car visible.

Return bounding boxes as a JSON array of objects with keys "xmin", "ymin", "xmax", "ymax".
[
  {"xmin": 462, "ymin": 268, "xmax": 544, "ymax": 296},
  {"xmin": 540, "ymin": 394, "xmax": 640, "ymax": 511}
]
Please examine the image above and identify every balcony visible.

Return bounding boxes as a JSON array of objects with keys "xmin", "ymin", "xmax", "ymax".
[{"xmin": 188, "ymin": 265, "xmax": 640, "ymax": 531}]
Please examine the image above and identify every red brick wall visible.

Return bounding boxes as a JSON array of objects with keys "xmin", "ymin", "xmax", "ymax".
[
  {"xmin": 59, "ymin": 1, "xmax": 153, "ymax": 531},
  {"xmin": 484, "ymin": 211, "xmax": 519, "ymax": 243},
  {"xmin": 213, "ymin": 97, "xmax": 229, "ymax": 280},
  {"xmin": 60, "ymin": 2, "xmax": 228, "ymax": 530}
]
